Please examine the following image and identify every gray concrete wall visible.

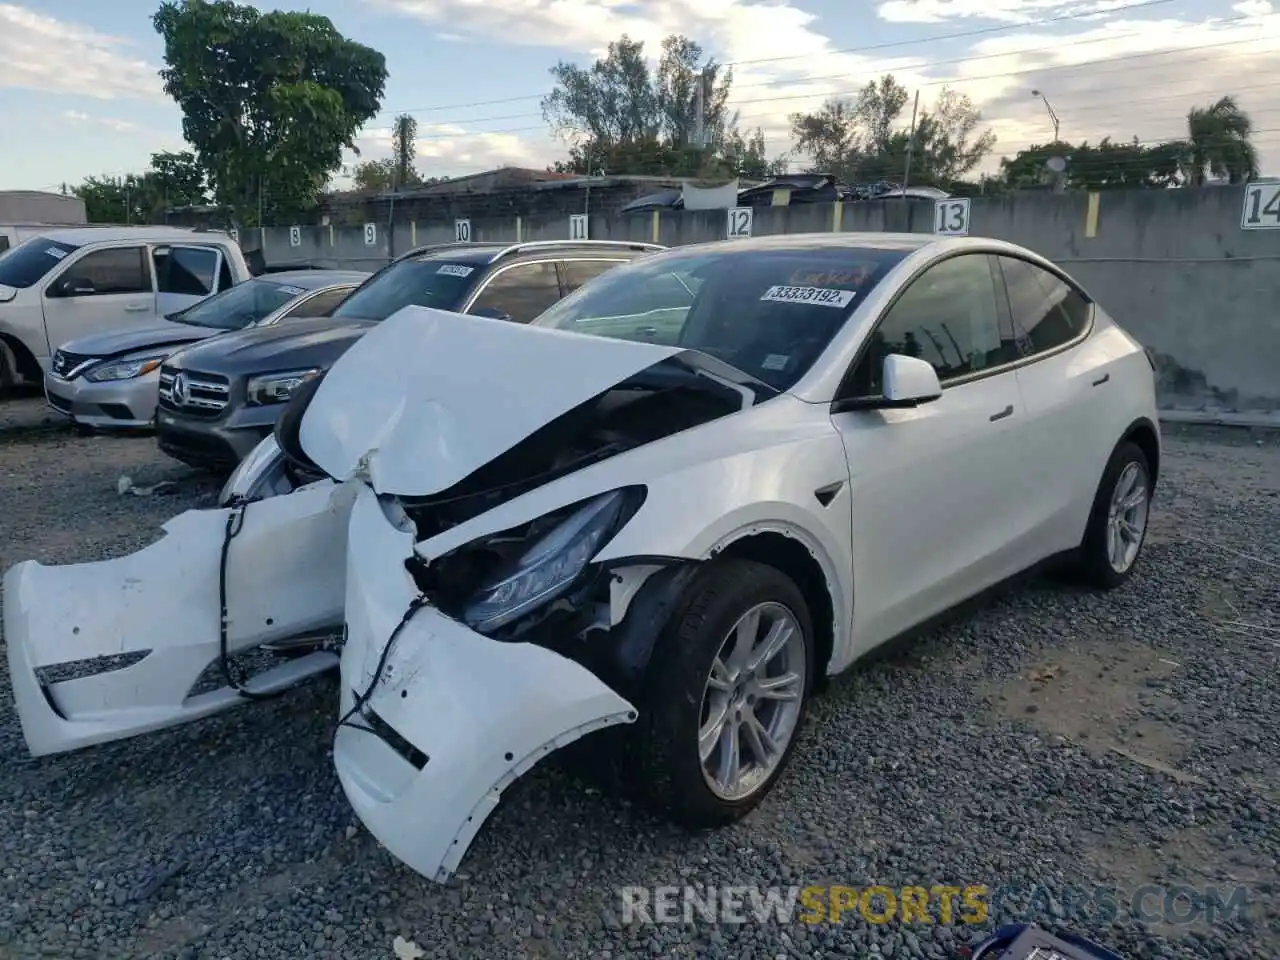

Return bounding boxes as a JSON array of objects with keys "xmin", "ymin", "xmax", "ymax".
[{"xmin": 254, "ymin": 185, "xmax": 1280, "ymax": 419}]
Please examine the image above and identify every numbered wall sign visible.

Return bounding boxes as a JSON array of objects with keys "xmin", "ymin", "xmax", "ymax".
[
  {"xmin": 288, "ymin": 225, "xmax": 301, "ymax": 247},
  {"xmin": 569, "ymin": 213, "xmax": 589, "ymax": 240},
  {"xmin": 455, "ymin": 219, "xmax": 472, "ymax": 242},
  {"xmin": 934, "ymin": 198, "xmax": 971, "ymax": 237},
  {"xmin": 726, "ymin": 206, "xmax": 753, "ymax": 239},
  {"xmin": 1240, "ymin": 181, "xmax": 1280, "ymax": 229},
  {"xmin": 363, "ymin": 223, "xmax": 377, "ymax": 246}
]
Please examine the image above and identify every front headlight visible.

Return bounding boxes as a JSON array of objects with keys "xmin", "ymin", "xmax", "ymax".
[
  {"xmin": 84, "ymin": 355, "xmax": 167, "ymax": 382},
  {"xmin": 246, "ymin": 368, "xmax": 321, "ymax": 406},
  {"xmin": 461, "ymin": 489, "xmax": 632, "ymax": 633}
]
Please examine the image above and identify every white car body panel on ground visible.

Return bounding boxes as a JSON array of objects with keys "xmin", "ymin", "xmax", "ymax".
[{"xmin": 2, "ymin": 233, "xmax": 1161, "ymax": 887}]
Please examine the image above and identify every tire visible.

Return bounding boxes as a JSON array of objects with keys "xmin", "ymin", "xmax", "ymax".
[
  {"xmin": 1075, "ymin": 440, "xmax": 1152, "ymax": 589},
  {"xmin": 624, "ymin": 558, "xmax": 815, "ymax": 827},
  {"xmin": 0, "ymin": 340, "xmax": 20, "ymax": 391}
]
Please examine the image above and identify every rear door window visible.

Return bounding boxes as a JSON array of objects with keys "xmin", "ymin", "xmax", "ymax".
[
  {"xmin": 468, "ymin": 262, "xmax": 563, "ymax": 323},
  {"xmin": 996, "ymin": 256, "xmax": 1091, "ymax": 357},
  {"xmin": 154, "ymin": 245, "xmax": 220, "ymax": 296}
]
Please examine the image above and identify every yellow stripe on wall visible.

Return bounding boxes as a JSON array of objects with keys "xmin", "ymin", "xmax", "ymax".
[{"xmin": 1085, "ymin": 192, "xmax": 1100, "ymax": 238}]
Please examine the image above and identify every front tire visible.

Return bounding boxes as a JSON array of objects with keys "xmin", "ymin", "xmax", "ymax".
[
  {"xmin": 626, "ymin": 558, "xmax": 815, "ymax": 827},
  {"xmin": 1076, "ymin": 440, "xmax": 1152, "ymax": 589}
]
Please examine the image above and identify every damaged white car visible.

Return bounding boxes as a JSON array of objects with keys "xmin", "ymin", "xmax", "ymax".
[{"xmin": 4, "ymin": 233, "xmax": 1161, "ymax": 883}]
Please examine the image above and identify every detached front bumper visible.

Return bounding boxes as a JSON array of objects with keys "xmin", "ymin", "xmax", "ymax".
[
  {"xmin": 44, "ymin": 370, "xmax": 159, "ymax": 428},
  {"xmin": 3, "ymin": 481, "xmax": 354, "ymax": 756},
  {"xmin": 335, "ymin": 486, "xmax": 638, "ymax": 883}
]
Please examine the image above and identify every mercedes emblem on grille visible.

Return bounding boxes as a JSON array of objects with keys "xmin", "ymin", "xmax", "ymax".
[{"xmin": 171, "ymin": 372, "xmax": 189, "ymax": 406}]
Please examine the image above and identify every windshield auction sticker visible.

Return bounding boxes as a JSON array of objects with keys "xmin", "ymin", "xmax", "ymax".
[
  {"xmin": 760, "ymin": 285, "xmax": 856, "ymax": 308},
  {"xmin": 437, "ymin": 264, "xmax": 474, "ymax": 277}
]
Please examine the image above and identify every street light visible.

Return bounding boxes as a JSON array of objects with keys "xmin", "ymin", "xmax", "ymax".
[{"xmin": 1031, "ymin": 89, "xmax": 1060, "ymax": 142}]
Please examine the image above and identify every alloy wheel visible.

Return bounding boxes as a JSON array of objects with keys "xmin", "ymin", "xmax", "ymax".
[
  {"xmin": 1106, "ymin": 460, "xmax": 1149, "ymax": 574},
  {"xmin": 698, "ymin": 601, "xmax": 807, "ymax": 802}
]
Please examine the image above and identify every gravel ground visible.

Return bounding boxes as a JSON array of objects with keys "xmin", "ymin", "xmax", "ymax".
[{"xmin": 0, "ymin": 412, "xmax": 1276, "ymax": 960}]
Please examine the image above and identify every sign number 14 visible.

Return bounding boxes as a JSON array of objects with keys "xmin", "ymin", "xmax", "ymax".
[{"xmin": 1241, "ymin": 181, "xmax": 1280, "ymax": 229}]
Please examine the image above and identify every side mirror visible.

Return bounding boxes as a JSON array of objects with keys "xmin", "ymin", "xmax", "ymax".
[
  {"xmin": 470, "ymin": 306, "xmax": 513, "ymax": 322},
  {"xmin": 882, "ymin": 354, "xmax": 942, "ymax": 404},
  {"xmin": 832, "ymin": 353, "xmax": 942, "ymax": 413},
  {"xmin": 56, "ymin": 276, "xmax": 95, "ymax": 297}
]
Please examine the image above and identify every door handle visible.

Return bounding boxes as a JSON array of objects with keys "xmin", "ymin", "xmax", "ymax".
[
  {"xmin": 125, "ymin": 303, "xmax": 149, "ymax": 312},
  {"xmin": 1092, "ymin": 373, "xmax": 1110, "ymax": 387},
  {"xmin": 989, "ymin": 404, "xmax": 1014, "ymax": 422}
]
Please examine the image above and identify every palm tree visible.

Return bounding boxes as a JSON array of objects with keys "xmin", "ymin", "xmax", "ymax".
[{"xmin": 1182, "ymin": 95, "xmax": 1259, "ymax": 185}]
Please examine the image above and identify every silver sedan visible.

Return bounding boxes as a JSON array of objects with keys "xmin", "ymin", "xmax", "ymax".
[{"xmin": 44, "ymin": 269, "xmax": 369, "ymax": 429}]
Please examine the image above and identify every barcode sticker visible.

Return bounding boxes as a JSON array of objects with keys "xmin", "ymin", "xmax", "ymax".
[
  {"xmin": 437, "ymin": 264, "xmax": 474, "ymax": 277},
  {"xmin": 759, "ymin": 285, "xmax": 855, "ymax": 308}
]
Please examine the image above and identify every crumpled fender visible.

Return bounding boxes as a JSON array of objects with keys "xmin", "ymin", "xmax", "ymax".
[
  {"xmin": 334, "ymin": 485, "xmax": 637, "ymax": 882},
  {"xmin": 3, "ymin": 480, "xmax": 355, "ymax": 757}
]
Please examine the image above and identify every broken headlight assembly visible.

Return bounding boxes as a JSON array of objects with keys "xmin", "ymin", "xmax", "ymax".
[{"xmin": 420, "ymin": 486, "xmax": 645, "ymax": 635}]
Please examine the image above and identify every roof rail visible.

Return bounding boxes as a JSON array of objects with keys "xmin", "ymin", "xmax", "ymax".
[
  {"xmin": 488, "ymin": 239, "xmax": 666, "ymax": 261},
  {"xmin": 393, "ymin": 239, "xmax": 493, "ymax": 261}
]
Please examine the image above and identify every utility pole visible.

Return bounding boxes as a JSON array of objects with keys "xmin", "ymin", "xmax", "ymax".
[
  {"xmin": 1031, "ymin": 89, "xmax": 1060, "ymax": 142},
  {"xmin": 902, "ymin": 90, "xmax": 920, "ymax": 191}
]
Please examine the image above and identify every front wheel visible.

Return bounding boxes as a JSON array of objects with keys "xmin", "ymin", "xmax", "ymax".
[
  {"xmin": 626, "ymin": 558, "xmax": 815, "ymax": 827},
  {"xmin": 1076, "ymin": 440, "xmax": 1152, "ymax": 589}
]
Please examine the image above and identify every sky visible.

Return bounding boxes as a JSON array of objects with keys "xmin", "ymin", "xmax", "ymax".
[{"xmin": 1, "ymin": 0, "xmax": 1277, "ymax": 192}]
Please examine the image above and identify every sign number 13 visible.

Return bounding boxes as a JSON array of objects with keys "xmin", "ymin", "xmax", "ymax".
[{"xmin": 934, "ymin": 198, "xmax": 970, "ymax": 236}]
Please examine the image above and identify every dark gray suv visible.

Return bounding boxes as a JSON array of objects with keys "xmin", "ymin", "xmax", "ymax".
[{"xmin": 155, "ymin": 239, "xmax": 664, "ymax": 470}]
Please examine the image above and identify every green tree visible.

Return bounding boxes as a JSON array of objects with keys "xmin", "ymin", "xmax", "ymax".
[
  {"xmin": 152, "ymin": 0, "xmax": 388, "ymax": 227},
  {"xmin": 392, "ymin": 113, "xmax": 418, "ymax": 187},
  {"xmin": 1001, "ymin": 138, "xmax": 1184, "ymax": 190},
  {"xmin": 788, "ymin": 75, "xmax": 996, "ymax": 187},
  {"xmin": 1181, "ymin": 95, "xmax": 1258, "ymax": 185},
  {"xmin": 148, "ymin": 150, "xmax": 207, "ymax": 207},
  {"xmin": 541, "ymin": 34, "xmax": 787, "ymax": 177}
]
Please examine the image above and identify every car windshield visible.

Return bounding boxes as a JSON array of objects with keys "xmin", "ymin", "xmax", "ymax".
[
  {"xmin": 330, "ymin": 258, "xmax": 479, "ymax": 322},
  {"xmin": 534, "ymin": 244, "xmax": 911, "ymax": 390},
  {"xmin": 169, "ymin": 277, "xmax": 306, "ymax": 330},
  {"xmin": 0, "ymin": 237, "xmax": 81, "ymax": 289}
]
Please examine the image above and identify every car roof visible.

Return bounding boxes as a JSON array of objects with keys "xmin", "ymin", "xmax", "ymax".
[
  {"xmin": 33, "ymin": 226, "xmax": 235, "ymax": 246},
  {"xmin": 261, "ymin": 269, "xmax": 370, "ymax": 288}
]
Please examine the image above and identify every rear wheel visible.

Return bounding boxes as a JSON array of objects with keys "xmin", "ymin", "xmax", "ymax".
[
  {"xmin": 1075, "ymin": 440, "xmax": 1152, "ymax": 589},
  {"xmin": 625, "ymin": 559, "xmax": 814, "ymax": 826}
]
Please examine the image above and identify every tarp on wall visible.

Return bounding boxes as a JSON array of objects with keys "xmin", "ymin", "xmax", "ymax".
[{"xmin": 681, "ymin": 180, "xmax": 740, "ymax": 210}]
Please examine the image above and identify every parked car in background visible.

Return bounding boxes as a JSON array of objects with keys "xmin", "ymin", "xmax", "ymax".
[
  {"xmin": 158, "ymin": 239, "xmax": 665, "ymax": 472},
  {"xmin": 0, "ymin": 227, "xmax": 251, "ymax": 391},
  {"xmin": 44, "ymin": 270, "xmax": 368, "ymax": 429}
]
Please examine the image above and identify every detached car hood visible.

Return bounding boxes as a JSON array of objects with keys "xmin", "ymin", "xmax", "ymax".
[
  {"xmin": 298, "ymin": 306, "xmax": 688, "ymax": 497},
  {"xmin": 167, "ymin": 317, "xmax": 372, "ymax": 377},
  {"xmin": 60, "ymin": 322, "xmax": 214, "ymax": 358}
]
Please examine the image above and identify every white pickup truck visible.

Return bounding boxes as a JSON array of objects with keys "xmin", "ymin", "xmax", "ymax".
[{"xmin": 0, "ymin": 226, "xmax": 253, "ymax": 389}]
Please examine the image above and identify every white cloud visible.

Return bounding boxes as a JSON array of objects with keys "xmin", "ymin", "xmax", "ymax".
[
  {"xmin": 343, "ymin": 123, "xmax": 555, "ymax": 182},
  {"xmin": 1232, "ymin": 0, "xmax": 1272, "ymax": 14},
  {"xmin": 61, "ymin": 110, "xmax": 140, "ymax": 134},
  {"xmin": 0, "ymin": 3, "xmax": 161, "ymax": 100}
]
